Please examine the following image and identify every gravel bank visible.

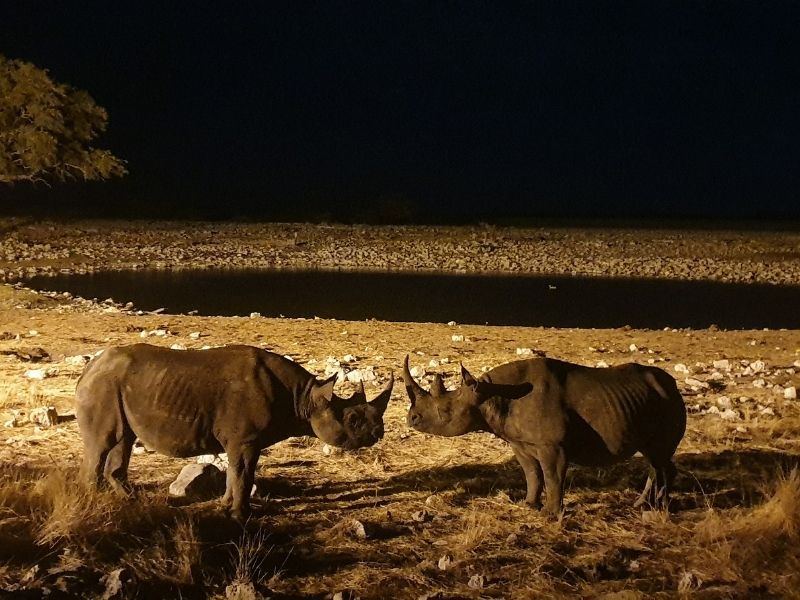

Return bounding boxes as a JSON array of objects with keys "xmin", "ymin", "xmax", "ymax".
[{"xmin": 1, "ymin": 220, "xmax": 799, "ymax": 285}]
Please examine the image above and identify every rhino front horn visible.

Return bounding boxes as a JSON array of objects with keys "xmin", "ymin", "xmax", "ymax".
[{"xmin": 403, "ymin": 355, "xmax": 426, "ymax": 406}]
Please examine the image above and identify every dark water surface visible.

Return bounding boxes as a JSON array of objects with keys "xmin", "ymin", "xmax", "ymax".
[{"xmin": 24, "ymin": 269, "xmax": 800, "ymax": 329}]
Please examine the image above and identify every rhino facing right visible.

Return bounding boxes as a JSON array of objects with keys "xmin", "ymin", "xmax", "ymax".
[
  {"xmin": 76, "ymin": 343, "xmax": 393, "ymax": 521},
  {"xmin": 403, "ymin": 355, "xmax": 686, "ymax": 515}
]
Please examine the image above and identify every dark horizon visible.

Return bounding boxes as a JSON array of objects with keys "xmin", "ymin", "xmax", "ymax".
[{"xmin": 2, "ymin": 2, "xmax": 799, "ymax": 222}]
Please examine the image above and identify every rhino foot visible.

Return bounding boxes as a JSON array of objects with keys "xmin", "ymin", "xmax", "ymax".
[{"xmin": 523, "ymin": 498, "xmax": 543, "ymax": 510}]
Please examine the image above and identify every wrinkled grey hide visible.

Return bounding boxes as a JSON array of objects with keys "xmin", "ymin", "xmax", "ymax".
[
  {"xmin": 76, "ymin": 344, "xmax": 392, "ymax": 521},
  {"xmin": 404, "ymin": 356, "xmax": 686, "ymax": 514}
]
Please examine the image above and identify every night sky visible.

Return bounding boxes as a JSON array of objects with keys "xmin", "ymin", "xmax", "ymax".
[{"xmin": 2, "ymin": 1, "xmax": 799, "ymax": 222}]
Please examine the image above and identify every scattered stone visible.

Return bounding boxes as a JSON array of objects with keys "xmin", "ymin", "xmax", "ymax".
[
  {"xmin": 437, "ymin": 554, "xmax": 454, "ymax": 570},
  {"xmin": 4, "ymin": 417, "xmax": 17, "ymax": 428},
  {"xmin": 674, "ymin": 363, "xmax": 689, "ymax": 374},
  {"xmin": 685, "ymin": 377, "xmax": 709, "ymax": 389},
  {"xmin": 410, "ymin": 365, "xmax": 425, "ymax": 378},
  {"xmin": 428, "ymin": 359, "xmax": 440, "ymax": 368},
  {"xmin": 516, "ymin": 347, "xmax": 534, "ymax": 356},
  {"xmin": 333, "ymin": 591, "xmax": 360, "ymax": 600},
  {"xmin": 29, "ymin": 406, "xmax": 59, "ymax": 427},
  {"xmin": 350, "ymin": 519, "xmax": 368, "ymax": 539},
  {"xmin": 629, "ymin": 344, "xmax": 638, "ymax": 352},
  {"xmin": 451, "ymin": 335, "xmax": 464, "ymax": 342},
  {"xmin": 249, "ymin": 312, "xmax": 261, "ymax": 318},
  {"xmin": 188, "ymin": 331, "xmax": 203, "ymax": 339},
  {"xmin": 753, "ymin": 378, "xmax": 767, "ymax": 388},
  {"xmin": 506, "ymin": 533, "xmax": 519, "ymax": 545},
  {"xmin": 447, "ymin": 321, "xmax": 457, "ymax": 326},
  {"xmin": 720, "ymin": 408, "xmax": 740, "ymax": 421},
  {"xmin": 64, "ymin": 354, "xmax": 89, "ymax": 366},
  {"xmin": 716, "ymin": 396, "xmax": 732, "ymax": 410},
  {"xmin": 713, "ymin": 359, "xmax": 730, "ymax": 371},
  {"xmin": 170, "ymin": 343, "xmax": 186, "ymax": 350},
  {"xmin": 596, "ymin": 360, "xmax": 609, "ymax": 368},
  {"xmin": 197, "ymin": 453, "xmax": 229, "ymax": 469},
  {"xmin": 411, "ymin": 510, "xmax": 432, "ymax": 523},
  {"xmin": 168, "ymin": 463, "xmax": 225, "ymax": 500},
  {"xmin": 785, "ymin": 386, "xmax": 797, "ymax": 400},
  {"xmin": 346, "ymin": 368, "xmax": 377, "ymax": 383},
  {"xmin": 322, "ymin": 443, "xmax": 343, "ymax": 456},
  {"xmin": 760, "ymin": 406, "xmax": 775, "ymax": 416},
  {"xmin": 24, "ymin": 367, "xmax": 58, "ymax": 380},
  {"xmin": 467, "ymin": 574, "xmax": 485, "ymax": 589},
  {"xmin": 341, "ymin": 354, "xmax": 357, "ymax": 363}
]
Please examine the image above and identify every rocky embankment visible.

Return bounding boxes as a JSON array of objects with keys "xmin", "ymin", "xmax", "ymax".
[{"xmin": 1, "ymin": 220, "xmax": 799, "ymax": 285}]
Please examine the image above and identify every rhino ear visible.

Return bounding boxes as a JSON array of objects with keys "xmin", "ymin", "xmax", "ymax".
[
  {"xmin": 461, "ymin": 363, "xmax": 478, "ymax": 388},
  {"xmin": 430, "ymin": 373, "xmax": 446, "ymax": 396},
  {"xmin": 369, "ymin": 371, "xmax": 394, "ymax": 415},
  {"xmin": 314, "ymin": 373, "xmax": 337, "ymax": 403}
]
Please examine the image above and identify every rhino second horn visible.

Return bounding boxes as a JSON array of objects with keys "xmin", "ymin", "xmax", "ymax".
[
  {"xmin": 403, "ymin": 355, "xmax": 426, "ymax": 405},
  {"xmin": 431, "ymin": 373, "xmax": 446, "ymax": 396}
]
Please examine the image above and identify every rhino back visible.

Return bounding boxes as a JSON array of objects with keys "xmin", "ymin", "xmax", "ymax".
[{"xmin": 77, "ymin": 344, "xmax": 311, "ymax": 457}]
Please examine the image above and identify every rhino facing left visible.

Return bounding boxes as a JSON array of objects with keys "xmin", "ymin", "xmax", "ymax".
[{"xmin": 75, "ymin": 343, "xmax": 393, "ymax": 521}]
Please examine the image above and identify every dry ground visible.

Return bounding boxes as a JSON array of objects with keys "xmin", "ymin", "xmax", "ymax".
[{"xmin": 1, "ymin": 223, "xmax": 800, "ymax": 598}]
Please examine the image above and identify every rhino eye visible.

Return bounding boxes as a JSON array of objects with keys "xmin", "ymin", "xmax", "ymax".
[{"xmin": 346, "ymin": 412, "xmax": 364, "ymax": 428}]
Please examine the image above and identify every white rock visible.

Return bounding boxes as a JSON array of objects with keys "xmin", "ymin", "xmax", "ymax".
[
  {"xmin": 438, "ymin": 554, "xmax": 454, "ymax": 570},
  {"xmin": 596, "ymin": 360, "xmax": 609, "ymax": 368},
  {"xmin": 720, "ymin": 408, "xmax": 739, "ymax": 421},
  {"xmin": 428, "ymin": 359, "xmax": 440, "ymax": 368},
  {"xmin": 346, "ymin": 368, "xmax": 376, "ymax": 384},
  {"xmin": 170, "ymin": 343, "xmax": 186, "ymax": 351},
  {"xmin": 713, "ymin": 359, "xmax": 730, "ymax": 371},
  {"xmin": 708, "ymin": 372, "xmax": 725, "ymax": 381},
  {"xmin": 629, "ymin": 344, "xmax": 638, "ymax": 352},
  {"xmin": 197, "ymin": 453, "xmax": 229, "ymax": 470},
  {"xmin": 4, "ymin": 418, "xmax": 17, "ymax": 428},
  {"xmin": 785, "ymin": 386, "xmax": 797, "ymax": 400},
  {"xmin": 753, "ymin": 378, "xmax": 767, "ymax": 388},
  {"xmin": 249, "ymin": 312, "xmax": 261, "ymax": 318},
  {"xmin": 24, "ymin": 367, "xmax": 58, "ymax": 380},
  {"xmin": 451, "ymin": 335, "xmax": 464, "ymax": 342},
  {"xmin": 705, "ymin": 406, "xmax": 720, "ymax": 415},
  {"xmin": 341, "ymin": 354, "xmax": 357, "ymax": 363},
  {"xmin": 410, "ymin": 365, "xmax": 425, "ymax": 378},
  {"xmin": 760, "ymin": 406, "xmax": 775, "ymax": 416},
  {"xmin": 168, "ymin": 463, "xmax": 225, "ymax": 499},
  {"xmin": 188, "ymin": 331, "xmax": 203, "ymax": 340},
  {"xmin": 674, "ymin": 363, "xmax": 689, "ymax": 374},
  {"xmin": 516, "ymin": 347, "xmax": 533, "ymax": 356},
  {"xmin": 322, "ymin": 443, "xmax": 343, "ymax": 456},
  {"xmin": 716, "ymin": 396, "xmax": 732, "ymax": 409},
  {"xmin": 447, "ymin": 321, "xmax": 457, "ymax": 326},
  {"xmin": 350, "ymin": 519, "xmax": 367, "ymax": 539},
  {"xmin": 793, "ymin": 360, "xmax": 800, "ymax": 369},
  {"xmin": 750, "ymin": 360, "xmax": 766, "ymax": 373},
  {"xmin": 685, "ymin": 377, "xmax": 709, "ymax": 389},
  {"xmin": 65, "ymin": 355, "xmax": 89, "ymax": 366},
  {"xmin": 29, "ymin": 406, "xmax": 59, "ymax": 427},
  {"xmin": 467, "ymin": 574, "xmax": 485, "ymax": 589}
]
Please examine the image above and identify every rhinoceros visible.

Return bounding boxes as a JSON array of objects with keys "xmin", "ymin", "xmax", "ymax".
[
  {"xmin": 76, "ymin": 343, "xmax": 393, "ymax": 520},
  {"xmin": 403, "ymin": 355, "xmax": 686, "ymax": 514}
]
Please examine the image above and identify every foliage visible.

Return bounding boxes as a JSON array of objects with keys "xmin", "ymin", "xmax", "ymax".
[{"xmin": 0, "ymin": 55, "xmax": 126, "ymax": 185}]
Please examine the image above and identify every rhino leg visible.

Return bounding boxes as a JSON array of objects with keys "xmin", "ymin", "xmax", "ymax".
[
  {"xmin": 510, "ymin": 442, "xmax": 544, "ymax": 509},
  {"xmin": 538, "ymin": 445, "xmax": 568, "ymax": 516},
  {"xmin": 634, "ymin": 461, "xmax": 677, "ymax": 509},
  {"xmin": 225, "ymin": 443, "xmax": 260, "ymax": 522},
  {"xmin": 103, "ymin": 431, "xmax": 136, "ymax": 497}
]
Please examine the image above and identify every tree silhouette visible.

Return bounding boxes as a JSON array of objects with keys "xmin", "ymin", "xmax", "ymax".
[{"xmin": 0, "ymin": 55, "xmax": 126, "ymax": 185}]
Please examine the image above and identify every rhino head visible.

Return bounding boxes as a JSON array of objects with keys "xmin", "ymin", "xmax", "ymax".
[
  {"xmin": 402, "ymin": 356, "xmax": 488, "ymax": 436},
  {"xmin": 307, "ymin": 373, "xmax": 393, "ymax": 449}
]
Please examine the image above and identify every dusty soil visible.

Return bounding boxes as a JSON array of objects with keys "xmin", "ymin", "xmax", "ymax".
[{"xmin": 1, "ymin": 221, "xmax": 800, "ymax": 598}]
